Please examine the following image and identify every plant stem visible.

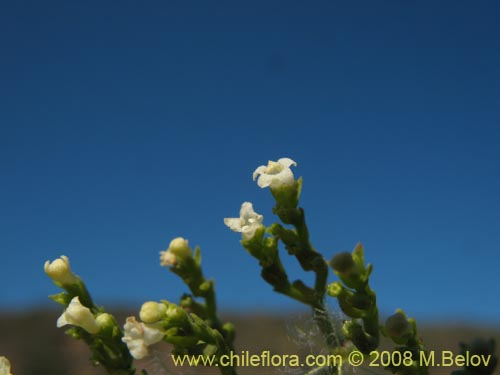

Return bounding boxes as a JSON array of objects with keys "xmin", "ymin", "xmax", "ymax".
[{"xmin": 312, "ymin": 301, "xmax": 342, "ymax": 349}]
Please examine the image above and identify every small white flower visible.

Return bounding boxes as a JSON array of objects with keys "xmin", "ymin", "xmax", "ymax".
[
  {"xmin": 44, "ymin": 255, "xmax": 78, "ymax": 285},
  {"xmin": 253, "ymin": 157, "xmax": 297, "ymax": 189},
  {"xmin": 0, "ymin": 356, "xmax": 12, "ymax": 375},
  {"xmin": 57, "ymin": 296, "xmax": 99, "ymax": 334},
  {"xmin": 224, "ymin": 202, "xmax": 263, "ymax": 240},
  {"xmin": 122, "ymin": 316, "xmax": 164, "ymax": 359}
]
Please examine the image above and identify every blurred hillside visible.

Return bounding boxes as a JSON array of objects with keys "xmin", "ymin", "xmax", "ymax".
[{"xmin": 1, "ymin": 309, "xmax": 498, "ymax": 375}]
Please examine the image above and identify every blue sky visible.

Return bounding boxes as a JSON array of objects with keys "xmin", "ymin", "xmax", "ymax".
[{"xmin": 1, "ymin": 1, "xmax": 499, "ymax": 324}]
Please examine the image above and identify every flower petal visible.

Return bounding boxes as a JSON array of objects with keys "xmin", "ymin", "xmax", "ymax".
[
  {"xmin": 256, "ymin": 174, "xmax": 273, "ymax": 188},
  {"xmin": 159, "ymin": 250, "xmax": 177, "ymax": 267},
  {"xmin": 277, "ymin": 157, "xmax": 297, "ymax": 168},
  {"xmin": 271, "ymin": 168, "xmax": 294, "ymax": 187},
  {"xmin": 56, "ymin": 313, "xmax": 69, "ymax": 328},
  {"xmin": 63, "ymin": 297, "xmax": 99, "ymax": 333},
  {"xmin": 252, "ymin": 165, "xmax": 267, "ymax": 181},
  {"xmin": 239, "ymin": 202, "xmax": 255, "ymax": 217},
  {"xmin": 224, "ymin": 218, "xmax": 242, "ymax": 232},
  {"xmin": 122, "ymin": 316, "xmax": 164, "ymax": 359},
  {"xmin": 142, "ymin": 324, "xmax": 165, "ymax": 345}
]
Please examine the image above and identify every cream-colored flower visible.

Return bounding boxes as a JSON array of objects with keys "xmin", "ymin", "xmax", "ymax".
[
  {"xmin": 57, "ymin": 296, "xmax": 99, "ymax": 334},
  {"xmin": 252, "ymin": 158, "xmax": 297, "ymax": 188},
  {"xmin": 44, "ymin": 255, "xmax": 78, "ymax": 285},
  {"xmin": 159, "ymin": 237, "xmax": 192, "ymax": 267},
  {"xmin": 0, "ymin": 356, "xmax": 12, "ymax": 375},
  {"xmin": 122, "ymin": 316, "xmax": 164, "ymax": 359},
  {"xmin": 224, "ymin": 202, "xmax": 264, "ymax": 240}
]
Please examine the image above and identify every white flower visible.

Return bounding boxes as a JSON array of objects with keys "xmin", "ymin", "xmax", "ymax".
[
  {"xmin": 44, "ymin": 255, "xmax": 78, "ymax": 285},
  {"xmin": 253, "ymin": 157, "xmax": 297, "ymax": 188},
  {"xmin": 57, "ymin": 296, "xmax": 99, "ymax": 334},
  {"xmin": 0, "ymin": 356, "xmax": 12, "ymax": 375},
  {"xmin": 122, "ymin": 316, "xmax": 164, "ymax": 359},
  {"xmin": 224, "ymin": 202, "xmax": 264, "ymax": 240}
]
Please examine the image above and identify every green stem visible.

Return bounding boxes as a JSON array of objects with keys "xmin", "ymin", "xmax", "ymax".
[
  {"xmin": 312, "ymin": 301, "xmax": 342, "ymax": 349},
  {"xmin": 191, "ymin": 317, "xmax": 238, "ymax": 375},
  {"xmin": 272, "ymin": 207, "xmax": 340, "ymax": 351},
  {"xmin": 204, "ymin": 283, "xmax": 229, "ymax": 348},
  {"xmin": 173, "ymin": 257, "xmax": 232, "ymax": 348},
  {"xmin": 360, "ymin": 286, "xmax": 379, "ymax": 341},
  {"xmin": 294, "ymin": 210, "xmax": 339, "ymax": 350}
]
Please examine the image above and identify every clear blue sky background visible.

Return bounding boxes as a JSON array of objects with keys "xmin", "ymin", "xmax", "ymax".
[{"xmin": 1, "ymin": 1, "xmax": 499, "ymax": 324}]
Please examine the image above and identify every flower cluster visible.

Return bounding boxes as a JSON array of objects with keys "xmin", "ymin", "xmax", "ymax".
[
  {"xmin": 224, "ymin": 157, "xmax": 297, "ymax": 241},
  {"xmin": 44, "ymin": 256, "xmax": 135, "ymax": 374},
  {"xmin": 42, "ymin": 156, "xmax": 497, "ymax": 375}
]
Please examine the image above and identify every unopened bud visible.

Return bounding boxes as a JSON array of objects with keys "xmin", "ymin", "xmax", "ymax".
[
  {"xmin": 96, "ymin": 313, "xmax": 116, "ymax": 335},
  {"xmin": 327, "ymin": 281, "xmax": 343, "ymax": 297},
  {"xmin": 165, "ymin": 303, "xmax": 188, "ymax": 326},
  {"xmin": 44, "ymin": 255, "xmax": 78, "ymax": 286},
  {"xmin": 159, "ymin": 237, "xmax": 193, "ymax": 267},
  {"xmin": 385, "ymin": 311, "xmax": 412, "ymax": 340},
  {"xmin": 0, "ymin": 356, "xmax": 12, "ymax": 375},
  {"xmin": 330, "ymin": 252, "xmax": 363, "ymax": 289},
  {"xmin": 167, "ymin": 238, "xmax": 192, "ymax": 259},
  {"xmin": 330, "ymin": 252, "xmax": 357, "ymax": 275},
  {"xmin": 140, "ymin": 301, "xmax": 167, "ymax": 324}
]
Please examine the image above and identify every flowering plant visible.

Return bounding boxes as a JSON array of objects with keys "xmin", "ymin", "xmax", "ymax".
[{"xmin": 28, "ymin": 157, "xmax": 497, "ymax": 375}]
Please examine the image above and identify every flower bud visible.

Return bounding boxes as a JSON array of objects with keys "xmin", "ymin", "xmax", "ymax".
[
  {"xmin": 330, "ymin": 252, "xmax": 363, "ymax": 289},
  {"xmin": 384, "ymin": 311, "xmax": 412, "ymax": 342},
  {"xmin": 327, "ymin": 281, "xmax": 343, "ymax": 297},
  {"xmin": 165, "ymin": 303, "xmax": 188, "ymax": 326},
  {"xmin": 44, "ymin": 255, "xmax": 78, "ymax": 286},
  {"xmin": 57, "ymin": 296, "xmax": 99, "ymax": 334},
  {"xmin": 159, "ymin": 237, "xmax": 193, "ymax": 267},
  {"xmin": 222, "ymin": 322, "xmax": 236, "ymax": 344},
  {"xmin": 0, "ymin": 356, "xmax": 12, "ymax": 375},
  {"xmin": 168, "ymin": 237, "xmax": 192, "ymax": 259},
  {"xmin": 140, "ymin": 301, "xmax": 167, "ymax": 324},
  {"xmin": 95, "ymin": 313, "xmax": 116, "ymax": 336},
  {"xmin": 330, "ymin": 252, "xmax": 357, "ymax": 275}
]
